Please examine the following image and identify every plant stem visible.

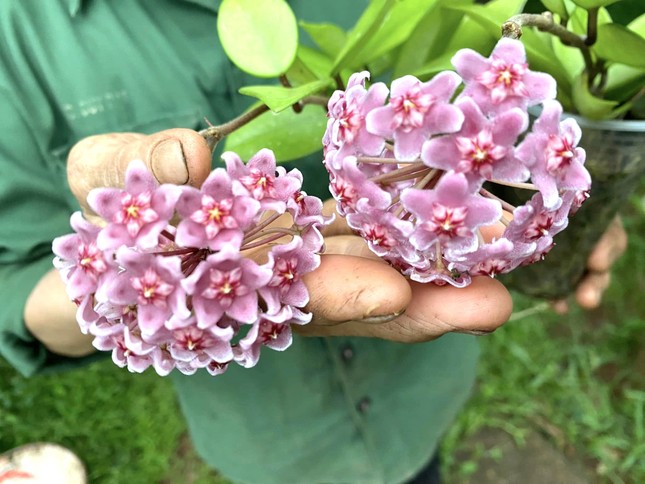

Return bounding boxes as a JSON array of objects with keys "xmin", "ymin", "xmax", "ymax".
[
  {"xmin": 502, "ymin": 12, "xmax": 595, "ymax": 77},
  {"xmin": 199, "ymin": 104, "xmax": 270, "ymax": 152},
  {"xmin": 585, "ymin": 7, "xmax": 599, "ymax": 46}
]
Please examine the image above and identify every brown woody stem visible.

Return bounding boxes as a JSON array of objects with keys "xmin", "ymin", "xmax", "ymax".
[
  {"xmin": 199, "ymin": 104, "xmax": 270, "ymax": 152},
  {"xmin": 502, "ymin": 12, "xmax": 594, "ymax": 77}
]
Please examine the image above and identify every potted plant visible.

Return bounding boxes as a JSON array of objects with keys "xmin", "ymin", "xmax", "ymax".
[{"xmin": 491, "ymin": 0, "xmax": 645, "ymax": 297}]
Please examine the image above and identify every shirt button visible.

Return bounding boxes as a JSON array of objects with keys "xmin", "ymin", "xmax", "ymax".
[
  {"xmin": 340, "ymin": 344, "xmax": 354, "ymax": 362},
  {"xmin": 356, "ymin": 396, "xmax": 371, "ymax": 414}
]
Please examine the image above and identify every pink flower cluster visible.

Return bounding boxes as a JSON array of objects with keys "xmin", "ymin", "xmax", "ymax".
[
  {"xmin": 323, "ymin": 38, "xmax": 591, "ymax": 286},
  {"xmin": 53, "ymin": 150, "xmax": 330, "ymax": 376}
]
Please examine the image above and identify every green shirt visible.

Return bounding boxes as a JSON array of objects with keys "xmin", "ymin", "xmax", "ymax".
[{"xmin": 0, "ymin": 1, "xmax": 480, "ymax": 482}]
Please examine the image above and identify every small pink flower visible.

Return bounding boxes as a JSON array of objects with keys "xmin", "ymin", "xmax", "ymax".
[
  {"xmin": 366, "ymin": 72, "xmax": 464, "ymax": 161},
  {"xmin": 88, "ymin": 160, "xmax": 181, "ymax": 249},
  {"xmin": 452, "ymin": 38, "xmax": 556, "ymax": 115},
  {"xmin": 182, "ymin": 247, "xmax": 273, "ymax": 327},
  {"xmin": 516, "ymin": 100, "xmax": 590, "ymax": 209},
  {"xmin": 402, "ymin": 172, "xmax": 502, "ymax": 253},
  {"xmin": 422, "ymin": 97, "xmax": 529, "ymax": 186},
  {"xmin": 52, "ymin": 212, "xmax": 114, "ymax": 300},
  {"xmin": 323, "ymin": 71, "xmax": 389, "ymax": 161},
  {"xmin": 175, "ymin": 168, "xmax": 260, "ymax": 251}
]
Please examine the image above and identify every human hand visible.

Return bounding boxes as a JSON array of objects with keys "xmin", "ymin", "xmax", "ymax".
[
  {"xmin": 296, "ymin": 200, "xmax": 513, "ymax": 343},
  {"xmin": 552, "ymin": 216, "xmax": 627, "ymax": 313},
  {"xmin": 66, "ymin": 134, "xmax": 512, "ymax": 345}
]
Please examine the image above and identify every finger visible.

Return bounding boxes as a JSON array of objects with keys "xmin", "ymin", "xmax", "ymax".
[
  {"xmin": 393, "ymin": 275, "xmax": 513, "ymax": 340},
  {"xmin": 323, "ymin": 235, "xmax": 381, "ymax": 260},
  {"xmin": 67, "ymin": 129, "xmax": 211, "ymax": 208},
  {"xmin": 302, "ymin": 254, "xmax": 412, "ymax": 326},
  {"xmin": 586, "ymin": 216, "xmax": 627, "ymax": 272},
  {"xmin": 480, "ymin": 218, "xmax": 508, "ymax": 243},
  {"xmin": 298, "ymin": 275, "xmax": 512, "ymax": 342},
  {"xmin": 575, "ymin": 271, "xmax": 611, "ymax": 309},
  {"xmin": 320, "ymin": 198, "xmax": 354, "ymax": 237}
]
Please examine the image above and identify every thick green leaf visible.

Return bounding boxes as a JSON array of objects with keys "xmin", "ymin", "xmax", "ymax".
[
  {"xmin": 394, "ymin": 3, "xmax": 465, "ymax": 78},
  {"xmin": 572, "ymin": 72, "xmax": 619, "ymax": 119},
  {"xmin": 355, "ymin": 0, "xmax": 440, "ymax": 65},
  {"xmin": 570, "ymin": 0, "xmax": 622, "ymax": 8},
  {"xmin": 604, "ymin": 64, "xmax": 645, "ymax": 103},
  {"xmin": 330, "ymin": 0, "xmax": 396, "ymax": 74},
  {"xmin": 300, "ymin": 22, "xmax": 347, "ymax": 58},
  {"xmin": 594, "ymin": 24, "xmax": 645, "ymax": 68},
  {"xmin": 444, "ymin": 0, "xmax": 527, "ymax": 40},
  {"xmin": 412, "ymin": 51, "xmax": 456, "ymax": 79},
  {"xmin": 217, "ymin": 0, "xmax": 298, "ymax": 78},
  {"xmin": 238, "ymin": 79, "xmax": 332, "ymax": 113},
  {"xmin": 284, "ymin": 56, "xmax": 319, "ymax": 85},
  {"xmin": 627, "ymin": 12, "xmax": 645, "ymax": 38},
  {"xmin": 223, "ymin": 104, "xmax": 327, "ymax": 163},
  {"xmin": 444, "ymin": 11, "xmax": 497, "ymax": 56},
  {"xmin": 568, "ymin": 5, "xmax": 612, "ymax": 36},
  {"xmin": 296, "ymin": 46, "xmax": 334, "ymax": 80},
  {"xmin": 540, "ymin": 0, "xmax": 569, "ymax": 18}
]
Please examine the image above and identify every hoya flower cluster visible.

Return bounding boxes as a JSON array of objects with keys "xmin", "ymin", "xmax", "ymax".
[
  {"xmin": 53, "ymin": 150, "xmax": 329, "ymax": 376},
  {"xmin": 323, "ymin": 38, "xmax": 591, "ymax": 286}
]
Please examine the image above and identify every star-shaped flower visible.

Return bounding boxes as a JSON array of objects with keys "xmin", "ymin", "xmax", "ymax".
[
  {"xmin": 366, "ymin": 72, "xmax": 464, "ymax": 161},
  {"xmin": 452, "ymin": 38, "xmax": 556, "ymax": 115}
]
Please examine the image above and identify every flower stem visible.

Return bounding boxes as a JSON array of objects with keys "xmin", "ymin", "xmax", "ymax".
[
  {"xmin": 241, "ymin": 229, "xmax": 294, "ymax": 251},
  {"xmin": 161, "ymin": 229, "xmax": 176, "ymax": 241},
  {"xmin": 243, "ymin": 211, "xmax": 283, "ymax": 240},
  {"xmin": 369, "ymin": 162, "xmax": 428, "ymax": 184},
  {"xmin": 479, "ymin": 188, "xmax": 517, "ymax": 214},
  {"xmin": 357, "ymin": 156, "xmax": 413, "ymax": 165},
  {"xmin": 489, "ymin": 179, "xmax": 538, "ymax": 191}
]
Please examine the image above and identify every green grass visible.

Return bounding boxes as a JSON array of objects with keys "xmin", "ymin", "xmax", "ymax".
[
  {"xmin": 1, "ymin": 196, "xmax": 643, "ymax": 483},
  {"xmin": 442, "ymin": 191, "xmax": 645, "ymax": 483},
  {"xmin": 0, "ymin": 360, "xmax": 188, "ymax": 482}
]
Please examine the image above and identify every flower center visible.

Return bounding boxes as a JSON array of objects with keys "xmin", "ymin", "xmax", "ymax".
[
  {"xmin": 524, "ymin": 213, "xmax": 555, "ymax": 241},
  {"xmin": 271, "ymin": 258, "xmax": 298, "ymax": 290},
  {"xmin": 477, "ymin": 59, "xmax": 529, "ymax": 103},
  {"xmin": 333, "ymin": 100, "xmax": 363, "ymax": 144},
  {"xmin": 114, "ymin": 191, "xmax": 158, "ymax": 237},
  {"xmin": 241, "ymin": 168, "xmax": 276, "ymax": 199},
  {"xmin": 545, "ymin": 134, "xmax": 575, "ymax": 175},
  {"xmin": 204, "ymin": 268, "xmax": 244, "ymax": 306},
  {"xmin": 132, "ymin": 268, "xmax": 174, "ymax": 307},
  {"xmin": 174, "ymin": 327, "xmax": 212, "ymax": 352},
  {"xmin": 330, "ymin": 177, "xmax": 358, "ymax": 208},
  {"xmin": 260, "ymin": 322, "xmax": 285, "ymax": 343},
  {"xmin": 363, "ymin": 223, "xmax": 396, "ymax": 249},
  {"xmin": 426, "ymin": 203, "xmax": 470, "ymax": 239},
  {"xmin": 77, "ymin": 242, "xmax": 107, "ymax": 277},
  {"xmin": 390, "ymin": 86, "xmax": 434, "ymax": 131},
  {"xmin": 455, "ymin": 130, "xmax": 507, "ymax": 178},
  {"xmin": 191, "ymin": 196, "xmax": 236, "ymax": 239}
]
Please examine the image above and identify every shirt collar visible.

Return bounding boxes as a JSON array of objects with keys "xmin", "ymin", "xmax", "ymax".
[{"xmin": 64, "ymin": 0, "xmax": 219, "ymax": 17}]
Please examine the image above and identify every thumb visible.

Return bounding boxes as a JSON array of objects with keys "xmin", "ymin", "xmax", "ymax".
[{"xmin": 67, "ymin": 129, "xmax": 212, "ymax": 211}]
